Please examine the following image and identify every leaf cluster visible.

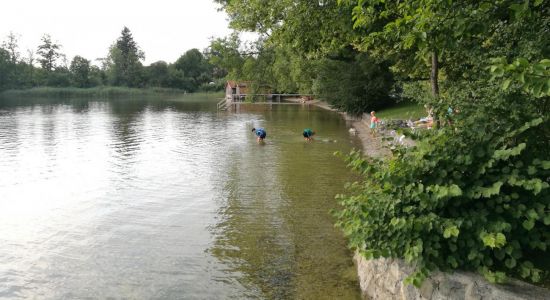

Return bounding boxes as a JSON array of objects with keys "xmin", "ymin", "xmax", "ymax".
[{"xmin": 335, "ymin": 111, "xmax": 550, "ymax": 286}]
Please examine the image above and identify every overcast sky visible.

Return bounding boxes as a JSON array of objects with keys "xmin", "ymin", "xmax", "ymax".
[{"xmin": 0, "ymin": 0, "xmax": 242, "ymax": 66}]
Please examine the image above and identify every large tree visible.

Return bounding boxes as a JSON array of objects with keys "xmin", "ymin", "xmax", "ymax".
[
  {"xmin": 214, "ymin": 0, "xmax": 395, "ymax": 113},
  {"xmin": 174, "ymin": 48, "xmax": 212, "ymax": 91},
  {"xmin": 205, "ymin": 33, "xmax": 244, "ymax": 80},
  {"xmin": 36, "ymin": 34, "xmax": 61, "ymax": 72},
  {"xmin": 69, "ymin": 55, "xmax": 91, "ymax": 87},
  {"xmin": 145, "ymin": 60, "xmax": 169, "ymax": 87},
  {"xmin": 2, "ymin": 32, "xmax": 20, "ymax": 67},
  {"xmin": 342, "ymin": 0, "xmax": 549, "ymax": 99},
  {"xmin": 107, "ymin": 27, "xmax": 144, "ymax": 87}
]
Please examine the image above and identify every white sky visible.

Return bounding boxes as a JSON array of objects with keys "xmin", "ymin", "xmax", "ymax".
[{"xmin": 0, "ymin": 0, "xmax": 246, "ymax": 66}]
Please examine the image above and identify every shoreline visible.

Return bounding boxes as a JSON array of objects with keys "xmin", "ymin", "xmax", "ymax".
[
  {"xmin": 292, "ymin": 97, "xmax": 390, "ymax": 158},
  {"xmin": 0, "ymin": 87, "xmax": 219, "ymax": 99},
  {"xmin": 307, "ymin": 99, "xmax": 550, "ymax": 299}
]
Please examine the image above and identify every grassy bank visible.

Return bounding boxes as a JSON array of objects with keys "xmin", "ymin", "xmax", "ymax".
[
  {"xmin": 0, "ymin": 86, "xmax": 189, "ymax": 99},
  {"xmin": 376, "ymin": 101, "xmax": 425, "ymax": 120}
]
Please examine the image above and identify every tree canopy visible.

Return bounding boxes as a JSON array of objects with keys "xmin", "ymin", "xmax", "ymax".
[
  {"xmin": 0, "ymin": 27, "xmax": 225, "ymax": 92},
  {"xmin": 216, "ymin": 0, "xmax": 550, "ymax": 286}
]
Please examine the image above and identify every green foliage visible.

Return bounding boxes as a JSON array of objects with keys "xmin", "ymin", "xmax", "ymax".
[
  {"xmin": 144, "ymin": 61, "xmax": 170, "ymax": 87},
  {"xmin": 0, "ymin": 29, "xmax": 221, "ymax": 93},
  {"xmin": 36, "ymin": 34, "xmax": 61, "ymax": 72},
  {"xmin": 213, "ymin": 0, "xmax": 397, "ymax": 114},
  {"xmin": 0, "ymin": 86, "xmax": 185, "ymax": 99},
  {"xmin": 0, "ymin": 47, "xmax": 12, "ymax": 91},
  {"xmin": 107, "ymin": 27, "xmax": 145, "ymax": 87},
  {"xmin": 314, "ymin": 52, "xmax": 395, "ymax": 115},
  {"xmin": 336, "ymin": 111, "xmax": 549, "ymax": 285},
  {"xmin": 490, "ymin": 57, "xmax": 550, "ymax": 98},
  {"xmin": 205, "ymin": 33, "xmax": 244, "ymax": 80},
  {"xmin": 372, "ymin": 101, "xmax": 425, "ymax": 121},
  {"xmin": 70, "ymin": 56, "xmax": 91, "ymax": 88},
  {"xmin": 174, "ymin": 49, "xmax": 213, "ymax": 92}
]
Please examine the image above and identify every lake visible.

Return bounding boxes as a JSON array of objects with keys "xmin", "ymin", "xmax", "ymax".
[{"xmin": 0, "ymin": 94, "xmax": 362, "ymax": 299}]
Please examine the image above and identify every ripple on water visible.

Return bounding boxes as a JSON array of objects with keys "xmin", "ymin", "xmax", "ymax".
[{"xmin": 0, "ymin": 99, "xmax": 361, "ymax": 299}]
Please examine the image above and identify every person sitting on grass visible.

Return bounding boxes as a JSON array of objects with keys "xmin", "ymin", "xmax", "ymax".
[
  {"xmin": 413, "ymin": 106, "xmax": 434, "ymax": 129},
  {"xmin": 302, "ymin": 128, "xmax": 315, "ymax": 141},
  {"xmin": 252, "ymin": 127, "xmax": 267, "ymax": 143},
  {"xmin": 413, "ymin": 116, "xmax": 434, "ymax": 129}
]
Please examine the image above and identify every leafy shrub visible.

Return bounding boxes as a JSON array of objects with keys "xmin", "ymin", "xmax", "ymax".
[{"xmin": 335, "ymin": 111, "xmax": 549, "ymax": 286}]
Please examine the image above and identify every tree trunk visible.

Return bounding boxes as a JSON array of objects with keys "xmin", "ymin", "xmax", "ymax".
[
  {"xmin": 430, "ymin": 51, "xmax": 439, "ymax": 97},
  {"xmin": 430, "ymin": 50, "xmax": 441, "ymax": 128}
]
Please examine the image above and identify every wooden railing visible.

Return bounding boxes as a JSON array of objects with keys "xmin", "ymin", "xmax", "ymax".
[
  {"xmin": 216, "ymin": 98, "xmax": 228, "ymax": 110},
  {"xmin": 217, "ymin": 94, "xmax": 316, "ymax": 110}
]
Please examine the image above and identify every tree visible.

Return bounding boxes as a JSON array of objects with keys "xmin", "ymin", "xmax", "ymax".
[
  {"xmin": 0, "ymin": 47, "xmax": 11, "ymax": 90},
  {"xmin": 70, "ymin": 55, "xmax": 91, "ymax": 87},
  {"xmin": 2, "ymin": 32, "xmax": 20, "ymax": 65},
  {"xmin": 145, "ymin": 61, "xmax": 169, "ymax": 87},
  {"xmin": 314, "ymin": 52, "xmax": 395, "ymax": 115},
  {"xmin": 214, "ymin": 0, "xmax": 356, "ymax": 56},
  {"xmin": 25, "ymin": 49, "xmax": 35, "ymax": 86},
  {"xmin": 205, "ymin": 33, "xmax": 245, "ymax": 80},
  {"xmin": 107, "ymin": 27, "xmax": 145, "ymax": 87},
  {"xmin": 333, "ymin": 0, "xmax": 550, "ymax": 286},
  {"xmin": 341, "ymin": 0, "xmax": 549, "ymax": 99},
  {"xmin": 166, "ymin": 66, "xmax": 190, "ymax": 89},
  {"xmin": 174, "ymin": 48, "xmax": 212, "ymax": 91},
  {"xmin": 2, "ymin": 32, "xmax": 21, "ymax": 85},
  {"xmin": 36, "ymin": 34, "xmax": 61, "ymax": 72},
  {"xmin": 214, "ymin": 0, "xmax": 396, "ymax": 113}
]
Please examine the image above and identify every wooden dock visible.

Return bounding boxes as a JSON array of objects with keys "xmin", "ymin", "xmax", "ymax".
[{"xmin": 217, "ymin": 94, "xmax": 315, "ymax": 111}]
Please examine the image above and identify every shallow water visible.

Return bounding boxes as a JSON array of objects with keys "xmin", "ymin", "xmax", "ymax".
[{"xmin": 0, "ymin": 94, "xmax": 362, "ymax": 299}]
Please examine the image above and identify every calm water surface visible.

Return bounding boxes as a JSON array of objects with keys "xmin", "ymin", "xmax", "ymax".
[{"xmin": 0, "ymin": 94, "xmax": 362, "ymax": 299}]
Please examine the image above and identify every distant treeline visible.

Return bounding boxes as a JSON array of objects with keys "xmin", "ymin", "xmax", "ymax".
[{"xmin": 0, "ymin": 27, "xmax": 226, "ymax": 94}]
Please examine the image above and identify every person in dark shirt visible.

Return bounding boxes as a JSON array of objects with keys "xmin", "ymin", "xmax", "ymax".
[
  {"xmin": 252, "ymin": 127, "xmax": 267, "ymax": 142},
  {"xmin": 302, "ymin": 128, "xmax": 315, "ymax": 141}
]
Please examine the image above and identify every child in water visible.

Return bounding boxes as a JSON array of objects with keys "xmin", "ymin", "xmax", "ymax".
[
  {"xmin": 370, "ymin": 111, "xmax": 379, "ymax": 136},
  {"xmin": 251, "ymin": 127, "xmax": 267, "ymax": 142},
  {"xmin": 302, "ymin": 128, "xmax": 315, "ymax": 141}
]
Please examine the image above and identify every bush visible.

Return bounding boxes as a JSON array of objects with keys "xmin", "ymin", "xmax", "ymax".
[
  {"xmin": 313, "ymin": 52, "xmax": 395, "ymax": 116},
  {"xmin": 335, "ymin": 111, "xmax": 549, "ymax": 286}
]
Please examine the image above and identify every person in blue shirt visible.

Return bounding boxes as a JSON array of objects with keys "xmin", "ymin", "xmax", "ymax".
[
  {"xmin": 252, "ymin": 127, "xmax": 267, "ymax": 142},
  {"xmin": 302, "ymin": 128, "xmax": 315, "ymax": 141}
]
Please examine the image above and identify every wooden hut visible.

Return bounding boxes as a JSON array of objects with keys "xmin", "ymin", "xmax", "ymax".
[
  {"xmin": 225, "ymin": 81, "xmax": 272, "ymax": 102},
  {"xmin": 226, "ymin": 81, "xmax": 249, "ymax": 101}
]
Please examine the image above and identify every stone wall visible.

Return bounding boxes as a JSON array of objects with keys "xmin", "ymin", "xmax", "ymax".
[{"xmin": 354, "ymin": 253, "xmax": 550, "ymax": 300}]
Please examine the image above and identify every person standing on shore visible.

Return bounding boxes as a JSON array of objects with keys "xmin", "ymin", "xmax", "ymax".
[
  {"xmin": 370, "ymin": 111, "xmax": 379, "ymax": 136},
  {"xmin": 303, "ymin": 128, "xmax": 315, "ymax": 141},
  {"xmin": 252, "ymin": 127, "xmax": 267, "ymax": 143}
]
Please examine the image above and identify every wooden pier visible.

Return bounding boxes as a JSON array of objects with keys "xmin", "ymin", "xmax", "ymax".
[{"xmin": 217, "ymin": 94, "xmax": 315, "ymax": 111}]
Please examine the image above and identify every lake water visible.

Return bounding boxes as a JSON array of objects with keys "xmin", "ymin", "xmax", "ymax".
[{"xmin": 0, "ymin": 94, "xmax": 362, "ymax": 299}]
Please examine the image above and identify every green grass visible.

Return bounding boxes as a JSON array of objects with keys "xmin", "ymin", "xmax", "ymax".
[
  {"xmin": 0, "ymin": 86, "xmax": 188, "ymax": 99},
  {"xmin": 375, "ymin": 101, "xmax": 426, "ymax": 120}
]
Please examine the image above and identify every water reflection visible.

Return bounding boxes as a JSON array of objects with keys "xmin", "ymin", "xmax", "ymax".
[
  {"xmin": 210, "ymin": 105, "xmax": 361, "ymax": 299},
  {"xmin": 0, "ymin": 96, "xmax": 361, "ymax": 299},
  {"xmin": 108, "ymin": 100, "xmax": 146, "ymax": 163}
]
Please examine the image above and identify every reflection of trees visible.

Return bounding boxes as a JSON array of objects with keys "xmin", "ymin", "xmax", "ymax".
[
  {"xmin": 108, "ymin": 99, "xmax": 147, "ymax": 167},
  {"xmin": 67, "ymin": 99, "xmax": 90, "ymax": 113},
  {"xmin": 0, "ymin": 108, "xmax": 20, "ymax": 154},
  {"xmin": 209, "ymin": 106, "xmax": 360, "ymax": 299}
]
